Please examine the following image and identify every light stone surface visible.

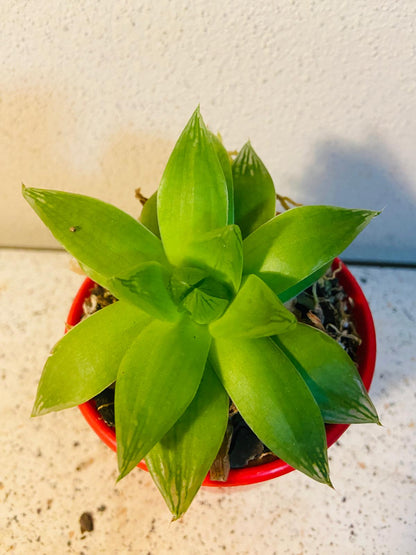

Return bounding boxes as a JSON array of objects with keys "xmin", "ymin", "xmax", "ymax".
[
  {"xmin": 0, "ymin": 249, "xmax": 415, "ymax": 554},
  {"xmin": 1, "ymin": 2, "xmax": 416, "ymax": 262}
]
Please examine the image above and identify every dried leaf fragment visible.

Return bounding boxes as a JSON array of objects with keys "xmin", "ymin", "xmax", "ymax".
[{"xmin": 79, "ymin": 512, "xmax": 94, "ymax": 533}]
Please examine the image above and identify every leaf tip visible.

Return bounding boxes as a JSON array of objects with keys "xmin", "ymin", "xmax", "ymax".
[
  {"xmin": 21, "ymin": 185, "xmax": 47, "ymax": 208},
  {"xmin": 31, "ymin": 400, "xmax": 48, "ymax": 417},
  {"xmin": 327, "ymin": 478, "xmax": 335, "ymax": 490},
  {"xmin": 117, "ymin": 454, "xmax": 140, "ymax": 482},
  {"xmin": 369, "ymin": 209, "xmax": 382, "ymax": 219},
  {"xmin": 116, "ymin": 462, "xmax": 130, "ymax": 482},
  {"xmin": 22, "ymin": 184, "xmax": 33, "ymax": 202},
  {"xmin": 31, "ymin": 392, "xmax": 46, "ymax": 416},
  {"xmin": 170, "ymin": 511, "xmax": 184, "ymax": 522},
  {"xmin": 240, "ymin": 140, "xmax": 253, "ymax": 156},
  {"xmin": 116, "ymin": 465, "xmax": 131, "ymax": 483},
  {"xmin": 357, "ymin": 208, "xmax": 382, "ymax": 226},
  {"xmin": 309, "ymin": 453, "xmax": 332, "ymax": 487},
  {"xmin": 178, "ymin": 105, "xmax": 209, "ymax": 147},
  {"xmin": 190, "ymin": 104, "xmax": 203, "ymax": 125},
  {"xmin": 30, "ymin": 406, "xmax": 40, "ymax": 418},
  {"xmin": 311, "ymin": 457, "xmax": 333, "ymax": 488}
]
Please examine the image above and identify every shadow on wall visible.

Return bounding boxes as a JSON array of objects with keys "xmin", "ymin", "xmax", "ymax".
[
  {"xmin": 296, "ymin": 136, "xmax": 416, "ymax": 265},
  {"xmin": 0, "ymin": 91, "xmax": 173, "ymax": 248},
  {"xmin": 2, "ymin": 91, "xmax": 415, "ymax": 263}
]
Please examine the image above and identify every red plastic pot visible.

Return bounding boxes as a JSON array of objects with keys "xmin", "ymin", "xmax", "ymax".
[{"xmin": 72, "ymin": 258, "xmax": 376, "ymax": 487}]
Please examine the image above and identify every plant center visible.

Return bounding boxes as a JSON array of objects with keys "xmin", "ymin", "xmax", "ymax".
[{"xmin": 169, "ymin": 266, "xmax": 232, "ymax": 324}]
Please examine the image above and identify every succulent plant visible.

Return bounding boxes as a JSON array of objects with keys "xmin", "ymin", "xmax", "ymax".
[{"xmin": 23, "ymin": 107, "xmax": 379, "ymax": 519}]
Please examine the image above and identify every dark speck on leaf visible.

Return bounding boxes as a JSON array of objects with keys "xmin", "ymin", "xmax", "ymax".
[{"xmin": 69, "ymin": 226, "xmax": 80, "ymax": 232}]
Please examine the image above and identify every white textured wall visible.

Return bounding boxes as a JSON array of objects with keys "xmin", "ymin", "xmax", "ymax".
[{"xmin": 1, "ymin": 1, "xmax": 415, "ymax": 262}]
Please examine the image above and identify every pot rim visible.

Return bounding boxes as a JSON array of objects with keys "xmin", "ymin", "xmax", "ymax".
[{"xmin": 71, "ymin": 258, "xmax": 376, "ymax": 487}]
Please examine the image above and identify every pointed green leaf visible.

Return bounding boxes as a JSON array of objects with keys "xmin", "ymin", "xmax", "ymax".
[
  {"xmin": 23, "ymin": 187, "xmax": 168, "ymax": 289},
  {"xmin": 232, "ymin": 142, "xmax": 276, "ymax": 238},
  {"xmin": 157, "ymin": 108, "xmax": 228, "ymax": 266},
  {"xmin": 108, "ymin": 261, "xmax": 179, "ymax": 321},
  {"xmin": 273, "ymin": 324, "xmax": 379, "ymax": 424},
  {"xmin": 243, "ymin": 206, "xmax": 380, "ymax": 302},
  {"xmin": 209, "ymin": 131, "xmax": 234, "ymax": 223},
  {"xmin": 210, "ymin": 274, "xmax": 297, "ymax": 339},
  {"xmin": 146, "ymin": 362, "xmax": 229, "ymax": 519},
  {"xmin": 116, "ymin": 317, "xmax": 211, "ymax": 479},
  {"xmin": 183, "ymin": 225, "xmax": 243, "ymax": 292},
  {"xmin": 210, "ymin": 336, "xmax": 330, "ymax": 484},
  {"xmin": 140, "ymin": 191, "xmax": 160, "ymax": 237},
  {"xmin": 32, "ymin": 301, "xmax": 152, "ymax": 416}
]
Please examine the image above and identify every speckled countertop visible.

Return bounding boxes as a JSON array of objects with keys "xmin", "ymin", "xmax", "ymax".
[{"xmin": 1, "ymin": 249, "xmax": 415, "ymax": 555}]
